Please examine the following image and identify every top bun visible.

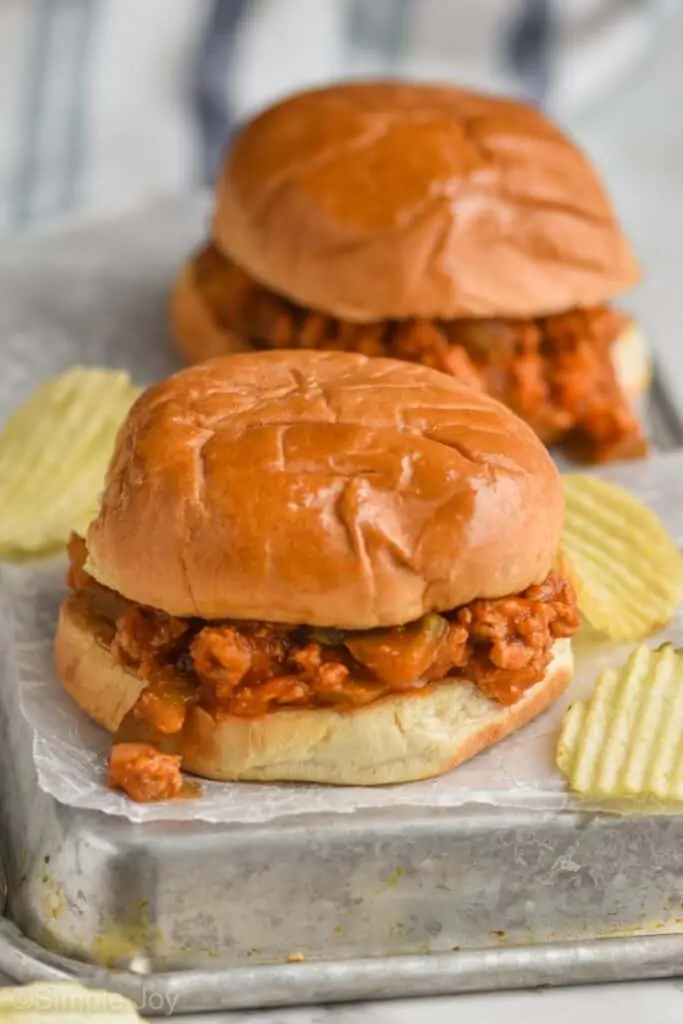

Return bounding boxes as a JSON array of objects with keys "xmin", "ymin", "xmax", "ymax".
[
  {"xmin": 213, "ymin": 81, "xmax": 639, "ymax": 322},
  {"xmin": 87, "ymin": 351, "xmax": 563, "ymax": 629}
]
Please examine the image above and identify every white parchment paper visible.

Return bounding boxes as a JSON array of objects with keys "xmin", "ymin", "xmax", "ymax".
[{"xmin": 1, "ymin": 199, "xmax": 683, "ymax": 823}]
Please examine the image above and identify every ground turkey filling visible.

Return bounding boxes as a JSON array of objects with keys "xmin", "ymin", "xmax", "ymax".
[
  {"xmin": 68, "ymin": 537, "xmax": 579, "ymax": 740},
  {"xmin": 194, "ymin": 244, "xmax": 645, "ymax": 463}
]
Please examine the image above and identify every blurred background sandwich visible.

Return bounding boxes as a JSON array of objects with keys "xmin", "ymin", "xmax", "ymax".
[{"xmin": 172, "ymin": 80, "xmax": 649, "ymax": 463}]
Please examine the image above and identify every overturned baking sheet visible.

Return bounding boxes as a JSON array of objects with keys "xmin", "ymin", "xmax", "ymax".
[{"xmin": 2, "ymin": 202, "xmax": 683, "ymax": 1014}]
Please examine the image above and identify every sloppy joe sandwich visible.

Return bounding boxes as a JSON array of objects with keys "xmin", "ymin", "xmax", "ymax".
[
  {"xmin": 55, "ymin": 350, "xmax": 580, "ymax": 796},
  {"xmin": 172, "ymin": 81, "xmax": 649, "ymax": 464}
]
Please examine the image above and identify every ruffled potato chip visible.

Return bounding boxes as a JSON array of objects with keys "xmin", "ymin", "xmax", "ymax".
[
  {"xmin": 557, "ymin": 643, "xmax": 683, "ymax": 800},
  {"xmin": 561, "ymin": 474, "xmax": 683, "ymax": 641},
  {"xmin": 0, "ymin": 367, "xmax": 140, "ymax": 560}
]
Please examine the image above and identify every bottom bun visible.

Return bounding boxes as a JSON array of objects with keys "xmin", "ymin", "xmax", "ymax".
[
  {"xmin": 55, "ymin": 594, "xmax": 573, "ymax": 786},
  {"xmin": 170, "ymin": 262, "xmax": 252, "ymax": 364},
  {"xmin": 612, "ymin": 320, "xmax": 651, "ymax": 401}
]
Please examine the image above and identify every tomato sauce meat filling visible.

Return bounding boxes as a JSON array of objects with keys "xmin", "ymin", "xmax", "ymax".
[
  {"xmin": 193, "ymin": 244, "xmax": 645, "ymax": 465},
  {"xmin": 68, "ymin": 534, "xmax": 580, "ymax": 802}
]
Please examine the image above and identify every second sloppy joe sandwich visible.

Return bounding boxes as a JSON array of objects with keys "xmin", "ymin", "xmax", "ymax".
[
  {"xmin": 172, "ymin": 81, "xmax": 649, "ymax": 464},
  {"xmin": 55, "ymin": 350, "xmax": 579, "ymax": 796}
]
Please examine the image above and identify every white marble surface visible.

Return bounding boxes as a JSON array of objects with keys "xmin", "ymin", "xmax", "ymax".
[
  {"xmin": 171, "ymin": 983, "xmax": 683, "ymax": 1023},
  {"xmin": 1, "ymin": 976, "xmax": 682, "ymax": 1022},
  {"xmin": 2, "ymin": 976, "xmax": 683, "ymax": 1022}
]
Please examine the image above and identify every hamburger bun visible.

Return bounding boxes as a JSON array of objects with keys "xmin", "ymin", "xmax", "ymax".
[
  {"xmin": 86, "ymin": 350, "xmax": 563, "ymax": 628},
  {"xmin": 170, "ymin": 261, "xmax": 252, "ymax": 364},
  {"xmin": 55, "ymin": 592, "xmax": 573, "ymax": 785},
  {"xmin": 170, "ymin": 258, "xmax": 651, "ymax": 403},
  {"xmin": 612, "ymin": 319, "xmax": 651, "ymax": 401},
  {"xmin": 213, "ymin": 81, "xmax": 639, "ymax": 322}
]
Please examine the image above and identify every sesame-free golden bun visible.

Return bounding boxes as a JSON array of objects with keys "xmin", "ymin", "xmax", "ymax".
[
  {"xmin": 212, "ymin": 81, "xmax": 639, "ymax": 323},
  {"xmin": 170, "ymin": 261, "xmax": 252, "ymax": 363},
  {"xmin": 55, "ymin": 593, "xmax": 573, "ymax": 785},
  {"xmin": 85, "ymin": 350, "xmax": 564, "ymax": 629}
]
